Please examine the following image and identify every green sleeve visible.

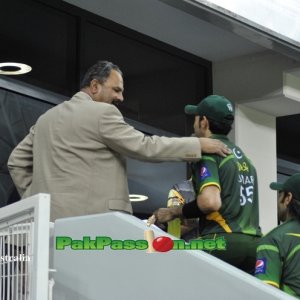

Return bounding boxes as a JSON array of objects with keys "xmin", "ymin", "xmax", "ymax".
[
  {"xmin": 255, "ymin": 238, "xmax": 282, "ymax": 288},
  {"xmin": 192, "ymin": 155, "xmax": 220, "ymax": 196}
]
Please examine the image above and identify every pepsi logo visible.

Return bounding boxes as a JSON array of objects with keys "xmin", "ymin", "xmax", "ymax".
[
  {"xmin": 255, "ymin": 258, "xmax": 267, "ymax": 275},
  {"xmin": 200, "ymin": 167, "xmax": 207, "ymax": 177},
  {"xmin": 255, "ymin": 260, "xmax": 264, "ymax": 269}
]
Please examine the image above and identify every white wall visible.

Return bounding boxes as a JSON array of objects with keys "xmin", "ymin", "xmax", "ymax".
[
  {"xmin": 199, "ymin": 0, "xmax": 300, "ymax": 45},
  {"xmin": 235, "ymin": 105, "xmax": 277, "ymax": 233},
  {"xmin": 213, "ymin": 51, "xmax": 300, "ymax": 103}
]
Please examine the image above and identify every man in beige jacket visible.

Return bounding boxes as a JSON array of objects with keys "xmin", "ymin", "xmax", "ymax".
[{"xmin": 7, "ymin": 61, "xmax": 230, "ymax": 221}]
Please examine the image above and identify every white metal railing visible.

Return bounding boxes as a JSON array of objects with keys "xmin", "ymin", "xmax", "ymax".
[{"xmin": 0, "ymin": 194, "xmax": 51, "ymax": 300}]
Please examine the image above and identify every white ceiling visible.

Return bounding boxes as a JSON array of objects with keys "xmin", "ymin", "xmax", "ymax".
[{"xmin": 63, "ymin": 0, "xmax": 266, "ymax": 62}]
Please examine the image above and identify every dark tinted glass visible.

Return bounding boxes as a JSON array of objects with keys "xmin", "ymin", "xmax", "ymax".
[{"xmin": 0, "ymin": 89, "xmax": 54, "ymax": 207}]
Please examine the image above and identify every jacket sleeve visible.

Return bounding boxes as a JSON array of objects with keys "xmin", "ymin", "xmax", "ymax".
[
  {"xmin": 7, "ymin": 126, "xmax": 35, "ymax": 197},
  {"xmin": 98, "ymin": 104, "xmax": 202, "ymax": 162}
]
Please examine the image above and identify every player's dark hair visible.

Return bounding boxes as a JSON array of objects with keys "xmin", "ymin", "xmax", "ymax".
[
  {"xmin": 288, "ymin": 198, "xmax": 300, "ymax": 221},
  {"xmin": 200, "ymin": 117, "xmax": 232, "ymax": 135},
  {"xmin": 80, "ymin": 61, "xmax": 122, "ymax": 89}
]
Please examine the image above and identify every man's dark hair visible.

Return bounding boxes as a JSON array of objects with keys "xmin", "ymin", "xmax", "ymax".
[
  {"xmin": 80, "ymin": 61, "xmax": 122, "ymax": 89},
  {"xmin": 201, "ymin": 117, "xmax": 233, "ymax": 135},
  {"xmin": 288, "ymin": 197, "xmax": 300, "ymax": 221},
  {"xmin": 281, "ymin": 191, "xmax": 300, "ymax": 221}
]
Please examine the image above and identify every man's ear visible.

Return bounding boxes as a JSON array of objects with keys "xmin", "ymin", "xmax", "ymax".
[
  {"xmin": 202, "ymin": 116, "xmax": 209, "ymax": 130},
  {"xmin": 284, "ymin": 192, "xmax": 293, "ymax": 206},
  {"xmin": 90, "ymin": 79, "xmax": 101, "ymax": 94}
]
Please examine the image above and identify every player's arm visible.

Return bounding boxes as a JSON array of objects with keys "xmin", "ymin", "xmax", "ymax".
[
  {"xmin": 255, "ymin": 239, "xmax": 281, "ymax": 289},
  {"xmin": 181, "ymin": 158, "xmax": 221, "ymax": 217},
  {"xmin": 152, "ymin": 185, "xmax": 221, "ymax": 223},
  {"xmin": 151, "ymin": 161, "xmax": 221, "ymax": 223},
  {"xmin": 196, "ymin": 185, "xmax": 221, "ymax": 214}
]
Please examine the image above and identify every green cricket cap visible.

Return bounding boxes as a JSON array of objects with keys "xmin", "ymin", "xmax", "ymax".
[
  {"xmin": 184, "ymin": 95, "xmax": 234, "ymax": 125},
  {"xmin": 270, "ymin": 173, "xmax": 300, "ymax": 201}
]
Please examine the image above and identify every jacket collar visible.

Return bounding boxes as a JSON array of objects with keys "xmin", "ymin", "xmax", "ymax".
[{"xmin": 71, "ymin": 91, "xmax": 94, "ymax": 102}]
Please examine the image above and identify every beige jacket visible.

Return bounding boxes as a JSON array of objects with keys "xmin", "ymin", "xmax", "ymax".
[{"xmin": 8, "ymin": 92, "xmax": 201, "ymax": 221}]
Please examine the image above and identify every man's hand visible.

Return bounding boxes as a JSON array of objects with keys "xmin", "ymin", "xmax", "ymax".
[
  {"xmin": 199, "ymin": 137, "xmax": 231, "ymax": 157},
  {"xmin": 149, "ymin": 207, "xmax": 182, "ymax": 225}
]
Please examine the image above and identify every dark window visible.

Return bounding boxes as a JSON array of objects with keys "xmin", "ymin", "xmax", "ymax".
[
  {"xmin": 83, "ymin": 21, "xmax": 209, "ymax": 136},
  {"xmin": 277, "ymin": 114, "xmax": 300, "ymax": 164},
  {"xmin": 1, "ymin": 0, "xmax": 211, "ymax": 136},
  {"xmin": 0, "ymin": 88, "xmax": 54, "ymax": 207},
  {"xmin": 0, "ymin": 0, "xmax": 78, "ymax": 95}
]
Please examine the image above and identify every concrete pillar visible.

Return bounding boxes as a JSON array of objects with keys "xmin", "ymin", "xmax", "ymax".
[{"xmin": 235, "ymin": 104, "xmax": 277, "ymax": 233}]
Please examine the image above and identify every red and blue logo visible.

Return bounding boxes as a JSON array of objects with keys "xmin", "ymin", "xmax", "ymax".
[
  {"xmin": 255, "ymin": 258, "xmax": 267, "ymax": 275},
  {"xmin": 200, "ymin": 166, "xmax": 211, "ymax": 180}
]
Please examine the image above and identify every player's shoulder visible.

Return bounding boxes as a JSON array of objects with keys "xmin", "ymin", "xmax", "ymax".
[
  {"xmin": 261, "ymin": 220, "xmax": 299, "ymax": 245},
  {"xmin": 201, "ymin": 153, "xmax": 219, "ymax": 162}
]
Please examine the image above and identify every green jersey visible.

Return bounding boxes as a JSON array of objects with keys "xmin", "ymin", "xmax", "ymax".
[
  {"xmin": 255, "ymin": 218, "xmax": 300, "ymax": 299},
  {"xmin": 191, "ymin": 134, "xmax": 261, "ymax": 236}
]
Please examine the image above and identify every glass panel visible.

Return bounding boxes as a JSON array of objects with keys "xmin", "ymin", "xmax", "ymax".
[{"xmin": 0, "ymin": 89, "xmax": 54, "ymax": 207}]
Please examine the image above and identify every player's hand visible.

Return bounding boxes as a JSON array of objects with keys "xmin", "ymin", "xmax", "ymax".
[
  {"xmin": 199, "ymin": 137, "xmax": 231, "ymax": 157},
  {"xmin": 150, "ymin": 207, "xmax": 182, "ymax": 224}
]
